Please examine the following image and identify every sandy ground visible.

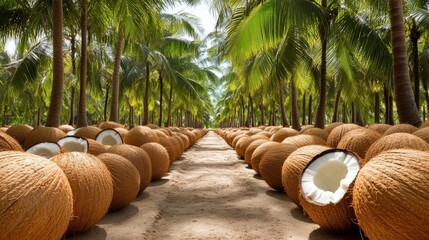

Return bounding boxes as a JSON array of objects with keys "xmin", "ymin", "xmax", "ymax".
[{"xmin": 67, "ymin": 131, "xmax": 361, "ymax": 240}]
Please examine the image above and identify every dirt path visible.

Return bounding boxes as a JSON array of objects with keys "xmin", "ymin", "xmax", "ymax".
[{"xmin": 68, "ymin": 131, "xmax": 360, "ymax": 240}]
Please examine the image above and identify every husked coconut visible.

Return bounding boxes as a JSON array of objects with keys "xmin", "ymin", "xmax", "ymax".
[
  {"xmin": 107, "ymin": 144, "xmax": 152, "ymax": 192},
  {"xmin": 299, "ymin": 149, "xmax": 361, "ymax": 231},
  {"xmin": 269, "ymin": 128, "xmax": 299, "ymax": 142},
  {"xmin": 124, "ymin": 126, "xmax": 158, "ymax": 146},
  {"xmin": 353, "ymin": 149, "xmax": 429, "ymax": 240},
  {"xmin": 337, "ymin": 128, "xmax": 382, "ymax": 159},
  {"xmin": 97, "ymin": 153, "xmax": 140, "ymax": 211},
  {"xmin": 57, "ymin": 136, "xmax": 88, "ymax": 152},
  {"xmin": 251, "ymin": 141, "xmax": 280, "ymax": 174},
  {"xmin": 281, "ymin": 134, "xmax": 326, "ymax": 148},
  {"xmin": 0, "ymin": 131, "xmax": 23, "ymax": 151},
  {"xmin": 73, "ymin": 126, "xmax": 102, "ymax": 139},
  {"xmin": 50, "ymin": 152, "xmax": 113, "ymax": 233},
  {"xmin": 99, "ymin": 121, "xmax": 124, "ymax": 130},
  {"xmin": 300, "ymin": 128, "xmax": 328, "ymax": 141},
  {"xmin": 141, "ymin": 142, "xmax": 170, "ymax": 181},
  {"xmin": 364, "ymin": 133, "xmax": 429, "ymax": 164},
  {"xmin": 87, "ymin": 138, "xmax": 108, "ymax": 155},
  {"xmin": 326, "ymin": 124, "xmax": 361, "ymax": 147},
  {"xmin": 26, "ymin": 142, "xmax": 61, "ymax": 158},
  {"xmin": 244, "ymin": 139, "xmax": 269, "ymax": 166},
  {"xmin": 95, "ymin": 128, "xmax": 123, "ymax": 146},
  {"xmin": 5, "ymin": 124, "xmax": 33, "ymax": 145},
  {"xmin": 0, "ymin": 151, "xmax": 73, "ymax": 239},
  {"xmin": 367, "ymin": 123, "xmax": 391, "ymax": 134},
  {"xmin": 23, "ymin": 126, "xmax": 66, "ymax": 150},
  {"xmin": 281, "ymin": 145, "xmax": 330, "ymax": 206},
  {"xmin": 383, "ymin": 124, "xmax": 418, "ymax": 135}
]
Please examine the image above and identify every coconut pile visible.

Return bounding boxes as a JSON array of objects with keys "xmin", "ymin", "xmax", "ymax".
[
  {"xmin": 0, "ymin": 122, "xmax": 207, "ymax": 239},
  {"xmin": 216, "ymin": 123, "xmax": 429, "ymax": 238}
]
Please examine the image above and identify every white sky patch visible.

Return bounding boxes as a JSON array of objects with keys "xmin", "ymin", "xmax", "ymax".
[{"xmin": 5, "ymin": 39, "xmax": 16, "ymax": 56}]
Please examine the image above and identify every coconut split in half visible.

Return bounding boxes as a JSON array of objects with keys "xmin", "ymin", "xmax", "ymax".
[
  {"xmin": 26, "ymin": 142, "xmax": 61, "ymax": 158},
  {"xmin": 299, "ymin": 149, "xmax": 361, "ymax": 231},
  {"xmin": 58, "ymin": 136, "xmax": 89, "ymax": 153},
  {"xmin": 95, "ymin": 129, "xmax": 123, "ymax": 146}
]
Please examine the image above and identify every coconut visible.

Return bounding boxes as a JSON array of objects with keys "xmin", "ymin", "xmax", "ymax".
[
  {"xmin": 353, "ymin": 149, "xmax": 429, "ymax": 240},
  {"xmin": 23, "ymin": 126, "xmax": 66, "ymax": 150},
  {"xmin": 99, "ymin": 121, "xmax": 124, "ymax": 130},
  {"xmin": 57, "ymin": 136, "xmax": 88, "ymax": 153},
  {"xmin": 364, "ymin": 133, "xmax": 429, "ymax": 164},
  {"xmin": 281, "ymin": 134, "xmax": 326, "ymax": 148},
  {"xmin": 87, "ymin": 138, "xmax": 108, "ymax": 155},
  {"xmin": 244, "ymin": 139, "xmax": 269, "ymax": 166},
  {"xmin": 326, "ymin": 124, "xmax": 361, "ymax": 147},
  {"xmin": 157, "ymin": 135, "xmax": 175, "ymax": 165},
  {"xmin": 145, "ymin": 123, "xmax": 160, "ymax": 129},
  {"xmin": 251, "ymin": 142, "xmax": 280, "ymax": 174},
  {"xmin": 420, "ymin": 119, "xmax": 429, "ymax": 128},
  {"xmin": 0, "ymin": 151, "xmax": 73, "ymax": 239},
  {"xmin": 50, "ymin": 152, "xmax": 113, "ymax": 233},
  {"xmin": 324, "ymin": 122, "xmax": 343, "ymax": 135},
  {"xmin": 337, "ymin": 128, "xmax": 382, "ymax": 159},
  {"xmin": 413, "ymin": 127, "xmax": 429, "ymax": 144},
  {"xmin": 107, "ymin": 144, "xmax": 152, "ymax": 192},
  {"xmin": 124, "ymin": 126, "xmax": 159, "ymax": 147},
  {"xmin": 58, "ymin": 125, "xmax": 75, "ymax": 133},
  {"xmin": 299, "ymin": 149, "xmax": 361, "ymax": 232},
  {"xmin": 97, "ymin": 153, "xmax": 140, "ymax": 211},
  {"xmin": 178, "ymin": 133, "xmax": 190, "ymax": 149},
  {"xmin": 281, "ymin": 145, "xmax": 330, "ymax": 205},
  {"xmin": 259, "ymin": 143, "xmax": 299, "ymax": 191},
  {"xmin": 26, "ymin": 142, "xmax": 62, "ymax": 158},
  {"xmin": 5, "ymin": 124, "xmax": 33, "ymax": 145},
  {"xmin": 383, "ymin": 124, "xmax": 418, "ymax": 135},
  {"xmin": 0, "ymin": 127, "xmax": 8, "ymax": 132},
  {"xmin": 269, "ymin": 128, "xmax": 299, "ymax": 143},
  {"xmin": 73, "ymin": 126, "xmax": 102, "ymax": 139},
  {"xmin": 0, "ymin": 131, "xmax": 23, "ymax": 151},
  {"xmin": 114, "ymin": 127, "xmax": 129, "ymax": 139},
  {"xmin": 300, "ymin": 128, "xmax": 328, "ymax": 141},
  {"xmin": 170, "ymin": 136, "xmax": 184, "ymax": 161},
  {"xmin": 367, "ymin": 123, "xmax": 391, "ymax": 134},
  {"xmin": 231, "ymin": 133, "xmax": 248, "ymax": 149},
  {"xmin": 95, "ymin": 128, "xmax": 123, "ymax": 146},
  {"xmin": 236, "ymin": 134, "xmax": 269, "ymax": 158},
  {"xmin": 141, "ymin": 142, "xmax": 170, "ymax": 181}
]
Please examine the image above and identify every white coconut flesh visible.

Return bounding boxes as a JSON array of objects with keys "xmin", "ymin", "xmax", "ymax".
[
  {"xmin": 96, "ymin": 129, "xmax": 123, "ymax": 145},
  {"xmin": 67, "ymin": 127, "xmax": 81, "ymax": 136},
  {"xmin": 58, "ymin": 137, "xmax": 88, "ymax": 152},
  {"xmin": 26, "ymin": 142, "xmax": 61, "ymax": 159},
  {"xmin": 301, "ymin": 151, "xmax": 360, "ymax": 206}
]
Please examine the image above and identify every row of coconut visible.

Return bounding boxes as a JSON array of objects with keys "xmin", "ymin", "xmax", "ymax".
[
  {"xmin": 216, "ymin": 122, "xmax": 429, "ymax": 240},
  {"xmin": 0, "ymin": 122, "xmax": 207, "ymax": 239}
]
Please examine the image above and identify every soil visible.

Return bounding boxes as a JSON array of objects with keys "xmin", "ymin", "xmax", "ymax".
[{"xmin": 67, "ymin": 131, "xmax": 362, "ymax": 240}]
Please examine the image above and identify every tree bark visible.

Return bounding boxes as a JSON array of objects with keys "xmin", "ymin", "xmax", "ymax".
[
  {"xmin": 46, "ymin": 0, "xmax": 64, "ymax": 127},
  {"xmin": 143, "ymin": 61, "xmax": 150, "ymax": 125},
  {"xmin": 342, "ymin": 103, "xmax": 347, "ymax": 123},
  {"xmin": 129, "ymin": 105, "xmax": 134, "ymax": 127},
  {"xmin": 166, "ymin": 82, "xmax": 173, "ymax": 127},
  {"xmin": 375, "ymin": 92, "xmax": 380, "ymax": 123},
  {"xmin": 158, "ymin": 70, "xmax": 163, "ymax": 127},
  {"xmin": 109, "ymin": 26, "xmax": 124, "ymax": 123},
  {"xmin": 384, "ymin": 86, "xmax": 390, "ymax": 124},
  {"xmin": 308, "ymin": 94, "xmax": 313, "ymax": 125},
  {"xmin": 410, "ymin": 19, "xmax": 421, "ymax": 110},
  {"xmin": 332, "ymin": 88, "xmax": 341, "ymax": 123},
  {"xmin": 248, "ymin": 94, "xmax": 254, "ymax": 127},
  {"xmin": 68, "ymin": 86, "xmax": 75, "ymax": 126},
  {"xmin": 302, "ymin": 93, "xmax": 306, "ymax": 125},
  {"xmin": 291, "ymin": 78, "xmax": 301, "ymax": 131},
  {"xmin": 68, "ymin": 33, "xmax": 76, "ymax": 126},
  {"xmin": 388, "ymin": 0, "xmax": 421, "ymax": 126},
  {"xmin": 104, "ymin": 85, "xmax": 109, "ymax": 122},
  {"xmin": 260, "ymin": 104, "xmax": 265, "ymax": 126},
  {"xmin": 77, "ymin": 0, "xmax": 88, "ymax": 127},
  {"xmin": 279, "ymin": 79, "xmax": 289, "ymax": 127},
  {"xmin": 351, "ymin": 102, "xmax": 356, "ymax": 124}
]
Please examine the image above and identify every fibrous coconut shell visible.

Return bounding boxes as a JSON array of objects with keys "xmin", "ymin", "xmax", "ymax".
[
  {"xmin": 5, "ymin": 124, "xmax": 33, "ymax": 145},
  {"xmin": 23, "ymin": 126, "xmax": 66, "ymax": 150},
  {"xmin": 326, "ymin": 124, "xmax": 361, "ymax": 147},
  {"xmin": 337, "ymin": 128, "xmax": 382, "ymax": 159},
  {"xmin": 413, "ymin": 127, "xmax": 429, "ymax": 144},
  {"xmin": 300, "ymin": 128, "xmax": 328, "ymax": 141},
  {"xmin": 99, "ymin": 121, "xmax": 124, "ymax": 130},
  {"xmin": 50, "ymin": 152, "xmax": 113, "ymax": 233},
  {"xmin": 364, "ymin": 133, "xmax": 429, "ymax": 164},
  {"xmin": 73, "ymin": 126, "xmax": 102, "ymax": 139},
  {"xmin": 251, "ymin": 141, "xmax": 280, "ymax": 174},
  {"xmin": 97, "ymin": 153, "xmax": 140, "ymax": 211},
  {"xmin": 367, "ymin": 123, "xmax": 391, "ymax": 134},
  {"xmin": 232, "ymin": 133, "xmax": 248, "ymax": 149},
  {"xmin": 281, "ymin": 145, "xmax": 330, "ymax": 205},
  {"xmin": 87, "ymin": 138, "xmax": 108, "ymax": 155},
  {"xmin": 269, "ymin": 128, "xmax": 299, "ymax": 142},
  {"xmin": 145, "ymin": 124, "xmax": 160, "ymax": 129},
  {"xmin": 0, "ymin": 131, "xmax": 23, "ymax": 152},
  {"xmin": 353, "ymin": 149, "xmax": 429, "ymax": 240},
  {"xmin": 236, "ymin": 134, "xmax": 268, "ymax": 158},
  {"xmin": 324, "ymin": 122, "xmax": 343, "ymax": 135},
  {"xmin": 58, "ymin": 125, "xmax": 75, "ymax": 133},
  {"xmin": 124, "ymin": 126, "xmax": 159, "ymax": 147},
  {"xmin": 0, "ymin": 151, "xmax": 73, "ymax": 239},
  {"xmin": 141, "ymin": 142, "xmax": 170, "ymax": 181},
  {"xmin": 282, "ymin": 134, "xmax": 326, "ymax": 148},
  {"xmin": 244, "ymin": 139, "xmax": 269, "ymax": 166},
  {"xmin": 158, "ymin": 135, "xmax": 175, "ymax": 165},
  {"xmin": 383, "ymin": 124, "xmax": 418, "ymax": 135}
]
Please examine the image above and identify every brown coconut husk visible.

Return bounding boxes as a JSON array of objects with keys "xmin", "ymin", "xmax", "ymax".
[
  {"xmin": 269, "ymin": 128, "xmax": 299, "ymax": 143},
  {"xmin": 353, "ymin": 149, "xmax": 429, "ymax": 240},
  {"xmin": 124, "ymin": 126, "xmax": 159, "ymax": 147},
  {"xmin": 58, "ymin": 125, "xmax": 75, "ymax": 133},
  {"xmin": 0, "ymin": 151, "xmax": 73, "ymax": 239},
  {"xmin": 0, "ymin": 131, "xmax": 24, "ymax": 151},
  {"xmin": 99, "ymin": 121, "xmax": 124, "ymax": 130},
  {"xmin": 170, "ymin": 136, "xmax": 184, "ymax": 161},
  {"xmin": 337, "ymin": 128, "xmax": 382, "ymax": 159},
  {"xmin": 300, "ymin": 128, "xmax": 328, "ymax": 141},
  {"xmin": 114, "ymin": 127, "xmax": 129, "ymax": 139},
  {"xmin": 87, "ymin": 138, "xmax": 108, "ymax": 155},
  {"xmin": 73, "ymin": 126, "xmax": 102, "ymax": 139},
  {"xmin": 141, "ymin": 142, "xmax": 170, "ymax": 181},
  {"xmin": 157, "ymin": 136, "xmax": 175, "ymax": 165},
  {"xmin": 107, "ymin": 144, "xmax": 152, "ymax": 193},
  {"xmin": 244, "ymin": 139, "xmax": 269, "ymax": 166},
  {"xmin": 178, "ymin": 133, "xmax": 190, "ymax": 150},
  {"xmin": 281, "ymin": 145, "xmax": 331, "ymax": 206},
  {"xmin": 364, "ymin": 133, "xmax": 429, "ymax": 164},
  {"xmin": 232, "ymin": 133, "xmax": 248, "ymax": 149},
  {"xmin": 5, "ymin": 124, "xmax": 33, "ymax": 145},
  {"xmin": 298, "ymin": 149, "xmax": 361, "ymax": 232},
  {"xmin": 251, "ymin": 142, "xmax": 280, "ymax": 174},
  {"xmin": 324, "ymin": 122, "xmax": 343, "ymax": 135},
  {"xmin": 281, "ymin": 134, "xmax": 326, "ymax": 148},
  {"xmin": 366, "ymin": 123, "xmax": 391, "ymax": 134},
  {"xmin": 326, "ymin": 124, "xmax": 361, "ymax": 147},
  {"xmin": 23, "ymin": 126, "xmax": 66, "ymax": 150},
  {"xmin": 236, "ymin": 134, "xmax": 269, "ymax": 158},
  {"xmin": 420, "ymin": 119, "xmax": 429, "ymax": 128},
  {"xmin": 413, "ymin": 127, "xmax": 429, "ymax": 144},
  {"xmin": 383, "ymin": 124, "xmax": 418, "ymax": 135},
  {"xmin": 97, "ymin": 153, "xmax": 140, "ymax": 211},
  {"xmin": 50, "ymin": 152, "xmax": 113, "ymax": 233},
  {"xmin": 182, "ymin": 130, "xmax": 196, "ymax": 146},
  {"xmin": 259, "ymin": 143, "xmax": 299, "ymax": 191},
  {"xmin": 145, "ymin": 123, "xmax": 160, "ymax": 129},
  {"xmin": 0, "ymin": 127, "xmax": 8, "ymax": 132}
]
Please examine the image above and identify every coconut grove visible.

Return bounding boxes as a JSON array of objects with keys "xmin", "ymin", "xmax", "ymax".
[{"xmin": 0, "ymin": 1, "xmax": 428, "ymax": 240}]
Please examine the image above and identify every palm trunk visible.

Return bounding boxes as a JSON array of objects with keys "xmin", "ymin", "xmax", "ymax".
[
  {"xmin": 388, "ymin": 94, "xmax": 394, "ymax": 125},
  {"xmin": 389, "ymin": 0, "xmax": 421, "ymax": 126},
  {"xmin": 68, "ymin": 34, "xmax": 77, "ymax": 126},
  {"xmin": 77, "ymin": 0, "xmax": 88, "ymax": 127},
  {"xmin": 129, "ymin": 105, "xmax": 134, "ymax": 127},
  {"xmin": 68, "ymin": 86, "xmax": 75, "ymax": 125},
  {"xmin": 109, "ymin": 26, "xmax": 124, "ymax": 123},
  {"xmin": 423, "ymin": 81, "xmax": 429, "ymax": 120},
  {"xmin": 240, "ymin": 97, "xmax": 245, "ymax": 126},
  {"xmin": 260, "ymin": 104, "xmax": 265, "ymax": 126},
  {"xmin": 291, "ymin": 79, "xmax": 301, "ymax": 131},
  {"xmin": 356, "ymin": 108, "xmax": 365, "ymax": 126},
  {"xmin": 143, "ymin": 61, "xmax": 150, "ymax": 125},
  {"xmin": 302, "ymin": 93, "xmax": 306, "ymax": 125},
  {"xmin": 166, "ymin": 83, "xmax": 173, "ymax": 127},
  {"xmin": 375, "ymin": 92, "xmax": 380, "ymax": 123},
  {"xmin": 308, "ymin": 94, "xmax": 313, "ymax": 125},
  {"xmin": 104, "ymin": 85, "xmax": 109, "ymax": 122},
  {"xmin": 37, "ymin": 107, "xmax": 41, "ymax": 126},
  {"xmin": 248, "ymin": 94, "xmax": 254, "ymax": 127},
  {"xmin": 384, "ymin": 86, "xmax": 390, "ymax": 124},
  {"xmin": 332, "ymin": 88, "xmax": 341, "ymax": 123},
  {"xmin": 351, "ymin": 102, "xmax": 356, "ymax": 124},
  {"xmin": 279, "ymin": 79, "xmax": 289, "ymax": 127},
  {"xmin": 411, "ymin": 20, "xmax": 421, "ymax": 110},
  {"xmin": 158, "ymin": 70, "xmax": 163, "ymax": 127},
  {"xmin": 342, "ymin": 103, "xmax": 347, "ymax": 123},
  {"xmin": 46, "ymin": 0, "xmax": 64, "ymax": 127}
]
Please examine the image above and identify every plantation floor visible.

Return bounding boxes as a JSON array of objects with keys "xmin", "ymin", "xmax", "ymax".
[{"xmin": 67, "ymin": 131, "xmax": 361, "ymax": 240}]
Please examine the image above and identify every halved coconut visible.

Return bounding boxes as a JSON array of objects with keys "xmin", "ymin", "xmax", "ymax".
[
  {"xmin": 299, "ymin": 149, "xmax": 361, "ymax": 232},
  {"xmin": 26, "ymin": 142, "xmax": 61, "ymax": 159},
  {"xmin": 57, "ymin": 136, "xmax": 89, "ymax": 153},
  {"xmin": 95, "ymin": 129, "xmax": 123, "ymax": 146}
]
